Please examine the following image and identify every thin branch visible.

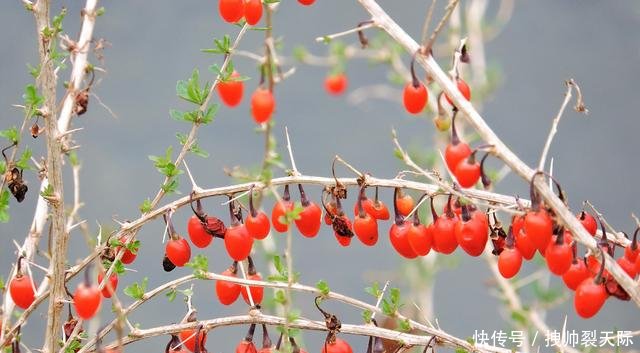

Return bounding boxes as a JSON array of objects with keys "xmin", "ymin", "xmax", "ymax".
[
  {"xmin": 538, "ymin": 80, "xmax": 586, "ymax": 171},
  {"xmin": 423, "ymin": 0, "xmax": 460, "ymax": 52},
  {"xmin": 420, "ymin": 0, "xmax": 438, "ymax": 43},
  {"xmin": 81, "ymin": 272, "xmax": 514, "ymax": 353},
  {"xmin": 285, "ymin": 127, "xmax": 300, "ymax": 176},
  {"xmin": 315, "ymin": 21, "xmax": 377, "ymax": 43}
]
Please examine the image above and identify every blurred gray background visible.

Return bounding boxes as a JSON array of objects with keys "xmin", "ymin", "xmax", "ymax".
[{"xmin": 1, "ymin": 0, "xmax": 639, "ymax": 352}]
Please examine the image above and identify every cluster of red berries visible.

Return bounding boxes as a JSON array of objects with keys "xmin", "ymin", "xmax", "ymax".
[
  {"xmin": 216, "ymin": 71, "xmax": 276, "ymax": 125},
  {"xmin": 443, "ymin": 110, "xmax": 490, "ymax": 189},
  {"xmin": 401, "ymin": 50, "xmax": 471, "ymax": 116},
  {"xmin": 490, "ymin": 173, "xmax": 637, "ymax": 318},
  {"xmin": 217, "ymin": 0, "xmax": 262, "ymax": 26},
  {"xmin": 215, "ymin": 257, "xmax": 264, "ymax": 306},
  {"xmin": 8, "ymin": 258, "xmax": 111, "ymax": 321}
]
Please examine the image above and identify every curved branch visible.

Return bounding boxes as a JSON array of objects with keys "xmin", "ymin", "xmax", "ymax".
[{"xmin": 355, "ymin": 0, "xmax": 640, "ymax": 307}]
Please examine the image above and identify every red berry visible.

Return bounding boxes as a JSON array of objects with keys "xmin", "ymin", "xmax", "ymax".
[
  {"xmin": 544, "ymin": 236, "xmax": 573, "ymax": 275},
  {"xmin": 324, "ymin": 200, "xmax": 337, "ymax": 225},
  {"xmin": 498, "ymin": 247, "xmax": 523, "ymax": 279},
  {"xmin": 444, "ymin": 78, "xmax": 471, "ymax": 106},
  {"xmin": 578, "ymin": 211, "xmax": 597, "ymax": 236},
  {"xmin": 389, "ymin": 222, "xmax": 418, "ymax": 259},
  {"xmin": 321, "ymin": 338, "xmax": 353, "ymax": 353},
  {"xmin": 180, "ymin": 328, "xmax": 207, "ymax": 352},
  {"xmin": 246, "ymin": 211, "xmax": 270, "ymax": 239},
  {"xmin": 251, "ymin": 88, "xmax": 275, "ymax": 124},
  {"xmin": 271, "ymin": 200, "xmax": 294, "ymax": 233},
  {"xmin": 514, "ymin": 227, "xmax": 536, "ymax": 260},
  {"xmin": 574, "ymin": 277, "xmax": 608, "ymax": 319},
  {"xmin": 244, "ymin": 0, "xmax": 263, "ymax": 25},
  {"xmin": 166, "ymin": 236, "xmax": 191, "ymax": 267},
  {"xmin": 217, "ymin": 71, "xmax": 244, "ymax": 107},
  {"xmin": 444, "ymin": 141, "xmax": 472, "ymax": 174},
  {"xmin": 432, "ymin": 211, "xmax": 459, "ymax": 254},
  {"xmin": 407, "ymin": 216, "xmax": 432, "ymax": 256},
  {"xmin": 225, "ymin": 224, "xmax": 253, "ymax": 261},
  {"xmin": 354, "ymin": 212, "xmax": 379, "ymax": 246},
  {"xmin": 297, "ymin": 0, "xmax": 315, "ymax": 5},
  {"xmin": 562, "ymin": 258, "xmax": 590, "ymax": 291},
  {"xmin": 219, "ymin": 0, "xmax": 245, "ymax": 23},
  {"xmin": 117, "ymin": 236, "xmax": 138, "ymax": 264},
  {"xmin": 325, "ymin": 74, "xmax": 348, "ymax": 96},
  {"xmin": 188, "ymin": 215, "xmax": 214, "ymax": 248},
  {"xmin": 454, "ymin": 154, "xmax": 481, "ymax": 188},
  {"xmin": 241, "ymin": 273, "xmax": 264, "ymax": 305},
  {"xmin": 216, "ymin": 266, "xmax": 241, "ymax": 305},
  {"xmin": 454, "ymin": 207, "xmax": 487, "ymax": 257},
  {"xmin": 332, "ymin": 215, "xmax": 354, "ymax": 247},
  {"xmin": 9, "ymin": 274, "xmax": 35, "ymax": 310},
  {"xmin": 617, "ymin": 256, "xmax": 637, "ymax": 278},
  {"xmin": 402, "ymin": 82, "xmax": 428, "ymax": 114},
  {"xmin": 295, "ymin": 201, "xmax": 322, "ymax": 238},
  {"xmin": 523, "ymin": 209, "xmax": 553, "ymax": 251},
  {"xmin": 624, "ymin": 227, "xmax": 639, "ymax": 262},
  {"xmin": 73, "ymin": 282, "xmax": 102, "ymax": 320},
  {"xmin": 394, "ymin": 190, "xmax": 414, "ymax": 217},
  {"xmin": 354, "ymin": 191, "xmax": 389, "ymax": 220},
  {"xmin": 236, "ymin": 340, "xmax": 257, "ymax": 353},
  {"xmin": 97, "ymin": 272, "xmax": 118, "ymax": 298}
]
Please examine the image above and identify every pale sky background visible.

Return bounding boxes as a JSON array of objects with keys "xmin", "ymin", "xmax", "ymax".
[{"xmin": 0, "ymin": 1, "xmax": 639, "ymax": 352}]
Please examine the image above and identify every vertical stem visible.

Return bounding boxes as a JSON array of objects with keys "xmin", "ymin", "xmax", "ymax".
[{"xmin": 32, "ymin": 1, "xmax": 67, "ymax": 352}]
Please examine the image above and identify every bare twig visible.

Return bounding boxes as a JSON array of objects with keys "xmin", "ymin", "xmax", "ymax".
[
  {"xmin": 315, "ymin": 21, "xmax": 377, "ymax": 43},
  {"xmin": 538, "ymin": 79, "xmax": 587, "ymax": 171}
]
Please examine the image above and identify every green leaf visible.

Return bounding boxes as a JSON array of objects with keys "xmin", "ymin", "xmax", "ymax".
[
  {"xmin": 176, "ymin": 133, "xmax": 209, "ymax": 158},
  {"xmin": 286, "ymin": 309, "xmax": 300, "ymax": 323},
  {"xmin": 165, "ymin": 288, "xmax": 177, "ymax": 302},
  {"xmin": 0, "ymin": 191, "xmax": 10, "ymax": 223},
  {"xmin": 161, "ymin": 177, "xmax": 180, "ymax": 194},
  {"xmin": 362, "ymin": 309, "xmax": 373, "ymax": 324},
  {"xmin": 186, "ymin": 254, "xmax": 209, "ymax": 279},
  {"xmin": 292, "ymin": 46, "xmax": 308, "ymax": 62},
  {"xmin": 201, "ymin": 35, "xmax": 232, "ymax": 55},
  {"xmin": 149, "ymin": 146, "xmax": 183, "ymax": 177},
  {"xmin": 26, "ymin": 63, "xmax": 41, "ymax": 79},
  {"xmin": 397, "ymin": 318, "xmax": 411, "ymax": 332},
  {"xmin": 273, "ymin": 255, "xmax": 284, "ymax": 273},
  {"xmin": 277, "ymin": 202, "xmax": 304, "ymax": 225},
  {"xmin": 139, "ymin": 198, "xmax": 152, "ymax": 213},
  {"xmin": 40, "ymin": 184, "xmax": 54, "ymax": 198},
  {"xmin": 316, "ymin": 280, "xmax": 330, "ymax": 296},
  {"xmin": 200, "ymin": 104, "xmax": 219, "ymax": 124},
  {"xmin": 0, "ymin": 127, "xmax": 19, "ymax": 144},
  {"xmin": 365, "ymin": 281, "xmax": 381, "ymax": 298},
  {"xmin": 273, "ymin": 290, "xmax": 287, "ymax": 304},
  {"xmin": 123, "ymin": 277, "xmax": 148, "ymax": 300},
  {"xmin": 68, "ymin": 151, "xmax": 79, "ymax": 167},
  {"xmin": 176, "ymin": 69, "xmax": 209, "ymax": 105},
  {"xmin": 15, "ymin": 148, "xmax": 32, "ymax": 170},
  {"xmin": 390, "ymin": 287, "xmax": 400, "ymax": 306},
  {"xmin": 0, "ymin": 161, "xmax": 6, "ymax": 177}
]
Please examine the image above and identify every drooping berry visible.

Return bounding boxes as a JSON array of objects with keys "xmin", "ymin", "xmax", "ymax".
[
  {"xmin": 216, "ymin": 262, "xmax": 242, "ymax": 305},
  {"xmin": 324, "ymin": 73, "xmax": 348, "ymax": 96},
  {"xmin": 251, "ymin": 88, "xmax": 275, "ymax": 124},
  {"xmin": 219, "ymin": 0, "xmax": 245, "ymax": 23},
  {"xmin": 217, "ymin": 71, "xmax": 244, "ymax": 107},
  {"xmin": 271, "ymin": 185, "xmax": 294, "ymax": 233},
  {"xmin": 294, "ymin": 184, "xmax": 322, "ymax": 238}
]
